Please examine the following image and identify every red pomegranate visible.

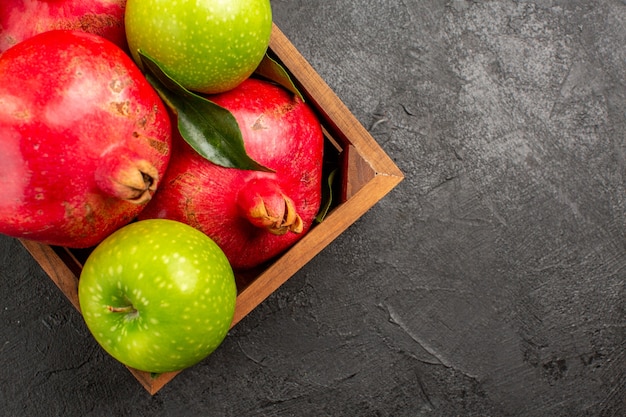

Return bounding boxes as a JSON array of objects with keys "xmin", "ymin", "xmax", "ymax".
[
  {"xmin": 139, "ymin": 78, "xmax": 324, "ymax": 270},
  {"xmin": 0, "ymin": 0, "xmax": 127, "ymax": 53},
  {"xmin": 0, "ymin": 30, "xmax": 171, "ymax": 248}
]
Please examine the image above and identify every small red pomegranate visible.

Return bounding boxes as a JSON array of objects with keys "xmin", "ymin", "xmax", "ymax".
[
  {"xmin": 0, "ymin": 0, "xmax": 128, "ymax": 53},
  {"xmin": 0, "ymin": 30, "xmax": 171, "ymax": 248},
  {"xmin": 139, "ymin": 78, "xmax": 324, "ymax": 270}
]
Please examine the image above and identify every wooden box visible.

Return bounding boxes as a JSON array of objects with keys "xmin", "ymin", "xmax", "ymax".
[{"xmin": 18, "ymin": 24, "xmax": 403, "ymax": 395}]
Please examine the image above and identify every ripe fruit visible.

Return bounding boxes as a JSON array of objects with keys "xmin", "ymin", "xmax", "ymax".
[
  {"xmin": 125, "ymin": 0, "xmax": 273, "ymax": 94},
  {"xmin": 78, "ymin": 219, "xmax": 237, "ymax": 373},
  {"xmin": 0, "ymin": 0, "xmax": 128, "ymax": 53},
  {"xmin": 139, "ymin": 78, "xmax": 324, "ymax": 270},
  {"xmin": 0, "ymin": 30, "xmax": 171, "ymax": 248}
]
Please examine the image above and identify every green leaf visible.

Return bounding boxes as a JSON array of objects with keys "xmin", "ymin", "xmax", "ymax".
[
  {"xmin": 315, "ymin": 168, "xmax": 338, "ymax": 223},
  {"xmin": 139, "ymin": 50, "xmax": 272, "ymax": 172},
  {"xmin": 254, "ymin": 54, "xmax": 305, "ymax": 101}
]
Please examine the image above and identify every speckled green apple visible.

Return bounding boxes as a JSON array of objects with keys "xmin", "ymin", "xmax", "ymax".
[
  {"xmin": 78, "ymin": 219, "xmax": 237, "ymax": 373},
  {"xmin": 125, "ymin": 0, "xmax": 272, "ymax": 94}
]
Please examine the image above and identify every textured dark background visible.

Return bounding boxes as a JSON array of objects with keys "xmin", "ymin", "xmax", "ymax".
[{"xmin": 1, "ymin": 0, "xmax": 625, "ymax": 415}]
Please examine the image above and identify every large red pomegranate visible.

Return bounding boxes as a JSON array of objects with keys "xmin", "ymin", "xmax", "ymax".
[
  {"xmin": 139, "ymin": 78, "xmax": 324, "ymax": 270},
  {"xmin": 0, "ymin": 30, "xmax": 171, "ymax": 247},
  {"xmin": 0, "ymin": 0, "xmax": 127, "ymax": 53}
]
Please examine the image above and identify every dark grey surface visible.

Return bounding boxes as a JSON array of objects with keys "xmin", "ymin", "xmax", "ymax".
[{"xmin": 1, "ymin": 0, "xmax": 625, "ymax": 415}]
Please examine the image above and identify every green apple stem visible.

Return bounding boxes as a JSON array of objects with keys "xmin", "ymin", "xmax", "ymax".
[{"xmin": 107, "ymin": 305, "xmax": 137, "ymax": 314}]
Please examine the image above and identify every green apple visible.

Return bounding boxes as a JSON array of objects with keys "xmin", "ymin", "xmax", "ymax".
[
  {"xmin": 78, "ymin": 219, "xmax": 237, "ymax": 373},
  {"xmin": 125, "ymin": 0, "xmax": 273, "ymax": 94}
]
